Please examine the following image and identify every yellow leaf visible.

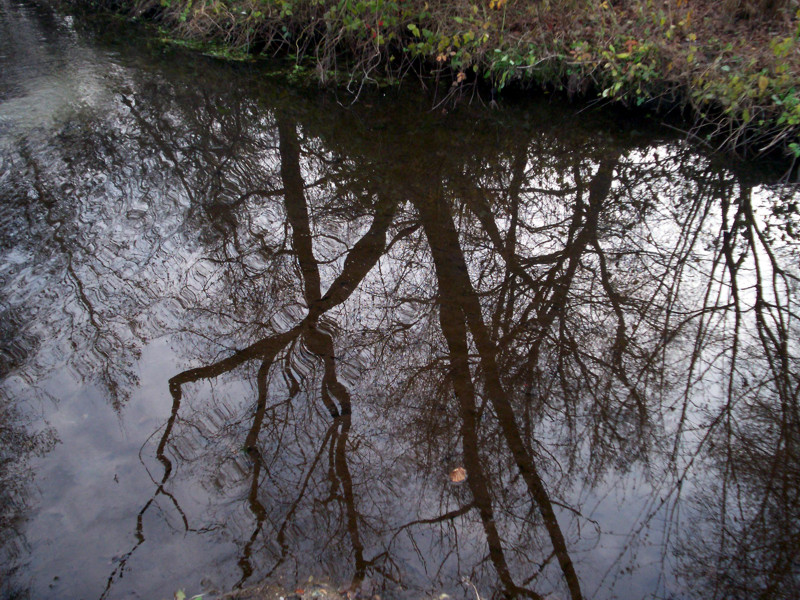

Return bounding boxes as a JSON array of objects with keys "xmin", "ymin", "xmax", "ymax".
[
  {"xmin": 758, "ymin": 75, "xmax": 769, "ymax": 93},
  {"xmin": 449, "ymin": 467, "xmax": 467, "ymax": 483}
]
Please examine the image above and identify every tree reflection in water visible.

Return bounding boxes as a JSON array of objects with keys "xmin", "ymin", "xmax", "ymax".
[{"xmin": 0, "ymin": 44, "xmax": 798, "ymax": 600}]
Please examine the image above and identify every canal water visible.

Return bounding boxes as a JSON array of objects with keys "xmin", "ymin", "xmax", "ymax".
[{"xmin": 1, "ymin": 1, "xmax": 798, "ymax": 599}]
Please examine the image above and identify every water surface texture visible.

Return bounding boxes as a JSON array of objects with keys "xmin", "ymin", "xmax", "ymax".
[{"xmin": 1, "ymin": 1, "xmax": 799, "ymax": 599}]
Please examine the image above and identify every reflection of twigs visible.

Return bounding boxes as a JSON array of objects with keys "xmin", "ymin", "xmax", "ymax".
[
  {"xmin": 237, "ymin": 416, "xmax": 336, "ymax": 586},
  {"xmin": 419, "ymin": 184, "xmax": 587, "ymax": 600},
  {"xmin": 101, "ymin": 374, "xmax": 192, "ymax": 599},
  {"xmin": 381, "ymin": 502, "xmax": 475, "ymax": 555},
  {"xmin": 169, "ymin": 328, "xmax": 301, "ymax": 387},
  {"xmin": 462, "ymin": 576, "xmax": 483, "ymax": 600},
  {"xmin": 259, "ymin": 425, "xmax": 336, "ymax": 581},
  {"xmin": 164, "ymin": 118, "xmax": 401, "ymax": 588}
]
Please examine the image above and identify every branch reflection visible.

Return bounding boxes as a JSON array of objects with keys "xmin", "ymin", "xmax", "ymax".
[{"xmin": 0, "ymin": 47, "xmax": 797, "ymax": 599}]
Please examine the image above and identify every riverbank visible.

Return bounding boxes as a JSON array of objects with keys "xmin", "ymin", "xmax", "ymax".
[
  {"xmin": 69, "ymin": 1, "xmax": 800, "ymax": 158},
  {"xmin": 71, "ymin": 0, "xmax": 800, "ymax": 160}
]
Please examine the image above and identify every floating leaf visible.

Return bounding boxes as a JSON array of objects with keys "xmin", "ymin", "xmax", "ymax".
[{"xmin": 450, "ymin": 467, "xmax": 467, "ymax": 483}]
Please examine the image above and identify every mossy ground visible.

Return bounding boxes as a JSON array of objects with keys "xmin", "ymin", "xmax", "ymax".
[{"xmin": 82, "ymin": 0, "xmax": 800, "ymax": 160}]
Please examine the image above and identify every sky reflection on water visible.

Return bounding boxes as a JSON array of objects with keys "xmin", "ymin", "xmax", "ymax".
[{"xmin": 1, "ymin": 1, "xmax": 799, "ymax": 599}]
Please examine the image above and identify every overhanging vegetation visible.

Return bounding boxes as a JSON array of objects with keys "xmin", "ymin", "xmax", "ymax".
[{"xmin": 78, "ymin": 0, "xmax": 800, "ymax": 160}]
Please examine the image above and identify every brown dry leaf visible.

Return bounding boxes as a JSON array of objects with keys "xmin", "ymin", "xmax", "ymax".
[{"xmin": 449, "ymin": 467, "xmax": 467, "ymax": 483}]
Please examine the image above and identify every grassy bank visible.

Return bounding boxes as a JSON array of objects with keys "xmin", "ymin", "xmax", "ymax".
[{"xmin": 82, "ymin": 0, "xmax": 800, "ymax": 159}]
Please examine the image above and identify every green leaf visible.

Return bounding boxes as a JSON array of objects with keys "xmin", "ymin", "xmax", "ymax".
[
  {"xmin": 407, "ymin": 23, "xmax": 420, "ymax": 37},
  {"xmin": 175, "ymin": 591, "xmax": 186, "ymax": 600}
]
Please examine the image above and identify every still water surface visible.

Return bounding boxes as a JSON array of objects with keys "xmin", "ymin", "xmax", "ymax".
[{"xmin": 1, "ymin": 1, "xmax": 799, "ymax": 599}]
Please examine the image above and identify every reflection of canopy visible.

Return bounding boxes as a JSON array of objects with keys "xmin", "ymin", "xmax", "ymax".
[{"xmin": 2, "ymin": 41, "xmax": 798, "ymax": 600}]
